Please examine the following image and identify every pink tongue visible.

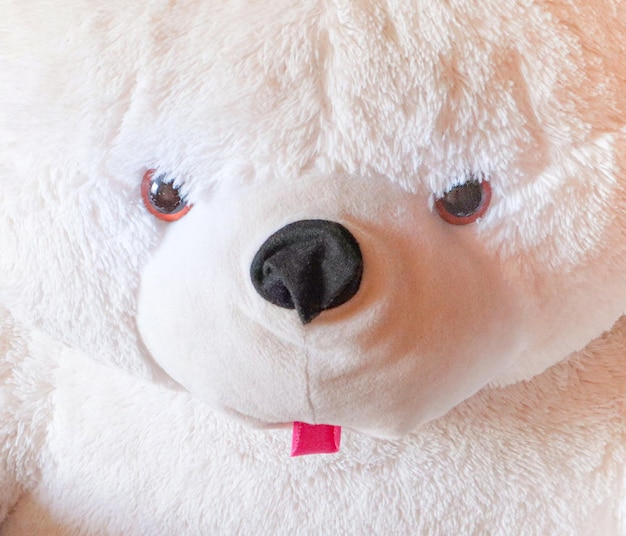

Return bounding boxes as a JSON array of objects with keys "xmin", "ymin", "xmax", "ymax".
[{"xmin": 291, "ymin": 422, "xmax": 342, "ymax": 456}]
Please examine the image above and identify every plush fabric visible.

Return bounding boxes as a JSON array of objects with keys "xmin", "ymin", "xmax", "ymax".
[
  {"xmin": 1, "ymin": 316, "xmax": 624, "ymax": 534},
  {"xmin": 1, "ymin": 0, "xmax": 625, "ymax": 534}
]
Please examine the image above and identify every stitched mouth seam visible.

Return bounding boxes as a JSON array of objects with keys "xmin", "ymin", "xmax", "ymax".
[{"xmin": 302, "ymin": 331, "xmax": 316, "ymax": 423}]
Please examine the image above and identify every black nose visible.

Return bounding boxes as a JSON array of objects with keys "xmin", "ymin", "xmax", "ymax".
[{"xmin": 250, "ymin": 220, "xmax": 363, "ymax": 324}]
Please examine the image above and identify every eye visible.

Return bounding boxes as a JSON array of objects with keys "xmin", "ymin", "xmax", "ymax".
[
  {"xmin": 434, "ymin": 178, "xmax": 492, "ymax": 225},
  {"xmin": 141, "ymin": 169, "xmax": 192, "ymax": 222}
]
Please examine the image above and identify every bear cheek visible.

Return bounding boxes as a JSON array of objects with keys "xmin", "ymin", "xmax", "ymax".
[
  {"xmin": 299, "ymin": 228, "xmax": 525, "ymax": 437},
  {"xmin": 135, "ymin": 202, "xmax": 317, "ymax": 424}
]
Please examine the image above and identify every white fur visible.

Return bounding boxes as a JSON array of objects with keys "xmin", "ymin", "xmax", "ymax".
[
  {"xmin": 1, "ymin": 0, "xmax": 625, "ymax": 533},
  {"xmin": 2, "ymin": 319, "xmax": 625, "ymax": 534}
]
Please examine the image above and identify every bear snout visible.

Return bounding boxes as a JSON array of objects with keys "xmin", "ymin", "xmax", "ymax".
[{"xmin": 250, "ymin": 219, "xmax": 363, "ymax": 324}]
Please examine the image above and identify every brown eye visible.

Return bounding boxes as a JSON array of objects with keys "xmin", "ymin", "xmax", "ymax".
[
  {"xmin": 141, "ymin": 169, "xmax": 191, "ymax": 222},
  {"xmin": 435, "ymin": 179, "xmax": 491, "ymax": 225}
]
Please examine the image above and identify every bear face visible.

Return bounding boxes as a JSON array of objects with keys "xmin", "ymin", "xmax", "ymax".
[
  {"xmin": 1, "ymin": 0, "xmax": 625, "ymax": 438},
  {"xmin": 137, "ymin": 170, "xmax": 525, "ymax": 436}
]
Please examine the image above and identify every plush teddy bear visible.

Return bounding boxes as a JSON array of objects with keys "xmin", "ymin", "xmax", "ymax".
[{"xmin": 1, "ymin": 0, "xmax": 625, "ymax": 534}]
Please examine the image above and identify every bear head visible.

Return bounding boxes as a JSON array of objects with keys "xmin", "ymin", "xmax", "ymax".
[{"xmin": 1, "ymin": 0, "xmax": 625, "ymax": 438}]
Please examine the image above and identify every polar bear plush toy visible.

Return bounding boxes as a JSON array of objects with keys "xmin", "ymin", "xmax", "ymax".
[{"xmin": 1, "ymin": 0, "xmax": 625, "ymax": 534}]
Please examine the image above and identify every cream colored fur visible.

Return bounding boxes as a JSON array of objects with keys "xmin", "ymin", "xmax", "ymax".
[{"xmin": 1, "ymin": 0, "xmax": 625, "ymax": 533}]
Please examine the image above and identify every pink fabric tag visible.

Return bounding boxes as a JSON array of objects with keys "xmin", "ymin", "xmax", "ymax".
[{"xmin": 291, "ymin": 422, "xmax": 342, "ymax": 456}]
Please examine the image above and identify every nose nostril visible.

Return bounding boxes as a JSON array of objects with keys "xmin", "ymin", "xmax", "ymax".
[{"xmin": 250, "ymin": 219, "xmax": 363, "ymax": 324}]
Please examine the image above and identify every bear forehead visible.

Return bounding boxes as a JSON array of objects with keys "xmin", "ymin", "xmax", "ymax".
[
  {"xmin": 4, "ymin": 0, "xmax": 624, "ymax": 205},
  {"xmin": 123, "ymin": 0, "xmax": 548, "ymax": 179},
  {"xmin": 10, "ymin": 0, "xmax": 614, "ymax": 195}
]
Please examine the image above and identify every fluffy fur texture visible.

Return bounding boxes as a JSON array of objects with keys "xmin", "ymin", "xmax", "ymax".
[{"xmin": 1, "ymin": 0, "xmax": 625, "ymax": 533}]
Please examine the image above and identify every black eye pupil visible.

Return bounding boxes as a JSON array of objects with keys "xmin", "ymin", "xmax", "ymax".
[
  {"xmin": 149, "ymin": 175, "xmax": 184, "ymax": 214},
  {"xmin": 439, "ymin": 181, "xmax": 484, "ymax": 218}
]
